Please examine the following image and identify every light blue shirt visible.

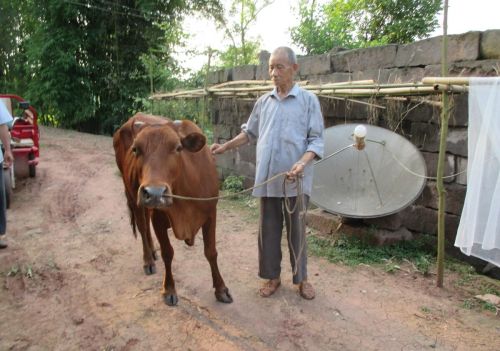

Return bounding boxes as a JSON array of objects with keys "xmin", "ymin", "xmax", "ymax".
[
  {"xmin": 243, "ymin": 84, "xmax": 324, "ymax": 197},
  {"xmin": 0, "ymin": 101, "xmax": 13, "ymax": 164}
]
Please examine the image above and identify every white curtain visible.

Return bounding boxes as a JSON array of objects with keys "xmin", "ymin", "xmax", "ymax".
[{"xmin": 455, "ymin": 77, "xmax": 500, "ymax": 266}]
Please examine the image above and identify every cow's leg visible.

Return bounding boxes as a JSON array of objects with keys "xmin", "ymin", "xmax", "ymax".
[
  {"xmin": 135, "ymin": 209, "xmax": 157, "ymax": 275},
  {"xmin": 151, "ymin": 210, "xmax": 178, "ymax": 306},
  {"xmin": 202, "ymin": 216, "xmax": 233, "ymax": 303}
]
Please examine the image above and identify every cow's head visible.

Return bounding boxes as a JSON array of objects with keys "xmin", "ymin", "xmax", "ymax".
[{"xmin": 130, "ymin": 119, "xmax": 206, "ymax": 208}]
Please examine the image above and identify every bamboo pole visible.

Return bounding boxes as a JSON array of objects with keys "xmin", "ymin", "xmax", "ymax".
[
  {"xmin": 384, "ymin": 96, "xmax": 443, "ymax": 108},
  {"xmin": 318, "ymin": 95, "xmax": 387, "ymax": 109},
  {"xmin": 436, "ymin": 0, "xmax": 450, "ymax": 288},
  {"xmin": 150, "ymin": 81, "xmax": 469, "ymax": 100},
  {"xmin": 422, "ymin": 77, "xmax": 470, "ymax": 85}
]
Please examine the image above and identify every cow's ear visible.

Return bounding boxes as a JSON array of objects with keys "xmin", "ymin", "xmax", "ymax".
[
  {"xmin": 131, "ymin": 121, "xmax": 147, "ymax": 137},
  {"xmin": 181, "ymin": 132, "xmax": 206, "ymax": 152}
]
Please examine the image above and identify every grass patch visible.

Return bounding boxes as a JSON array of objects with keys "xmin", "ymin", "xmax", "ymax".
[
  {"xmin": 307, "ymin": 233, "xmax": 434, "ymax": 271},
  {"xmin": 5, "ymin": 263, "xmax": 34, "ymax": 279}
]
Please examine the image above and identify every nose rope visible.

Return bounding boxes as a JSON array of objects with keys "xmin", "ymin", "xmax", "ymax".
[
  {"xmin": 282, "ymin": 176, "xmax": 307, "ymax": 277},
  {"xmin": 166, "ymin": 171, "xmax": 290, "ymax": 201}
]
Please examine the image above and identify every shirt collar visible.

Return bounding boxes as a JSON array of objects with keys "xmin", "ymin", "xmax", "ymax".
[{"xmin": 271, "ymin": 83, "xmax": 299, "ymax": 99}]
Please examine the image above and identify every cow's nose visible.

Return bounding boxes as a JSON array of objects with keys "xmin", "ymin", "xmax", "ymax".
[{"xmin": 139, "ymin": 185, "xmax": 173, "ymax": 208}]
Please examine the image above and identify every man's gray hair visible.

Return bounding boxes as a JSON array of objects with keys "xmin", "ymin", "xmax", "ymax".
[{"xmin": 272, "ymin": 47, "xmax": 297, "ymax": 64}]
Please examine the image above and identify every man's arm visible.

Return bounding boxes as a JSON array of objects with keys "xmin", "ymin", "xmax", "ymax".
[
  {"xmin": 0, "ymin": 124, "xmax": 13, "ymax": 168},
  {"xmin": 210, "ymin": 132, "xmax": 250, "ymax": 155}
]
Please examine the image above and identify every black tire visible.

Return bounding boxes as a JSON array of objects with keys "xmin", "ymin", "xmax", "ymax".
[
  {"xmin": 28, "ymin": 153, "xmax": 36, "ymax": 178},
  {"xmin": 3, "ymin": 168, "xmax": 12, "ymax": 209}
]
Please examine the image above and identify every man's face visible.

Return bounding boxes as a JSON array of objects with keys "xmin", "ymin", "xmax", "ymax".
[{"xmin": 268, "ymin": 51, "xmax": 297, "ymax": 88}]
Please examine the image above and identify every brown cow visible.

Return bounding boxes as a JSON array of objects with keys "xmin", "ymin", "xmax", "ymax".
[{"xmin": 113, "ymin": 113, "xmax": 232, "ymax": 306}]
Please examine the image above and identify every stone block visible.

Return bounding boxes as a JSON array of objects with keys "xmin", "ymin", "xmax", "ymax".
[
  {"xmin": 352, "ymin": 69, "xmax": 391, "ymax": 83},
  {"xmin": 410, "ymin": 123, "xmax": 440, "ymax": 152},
  {"xmin": 308, "ymin": 72, "xmax": 353, "ymax": 84},
  {"xmin": 405, "ymin": 103, "xmax": 440, "ymax": 124},
  {"xmin": 222, "ymin": 68, "xmax": 233, "ymax": 82},
  {"xmin": 373, "ymin": 227, "xmax": 413, "ymax": 246},
  {"xmin": 450, "ymin": 59, "xmax": 500, "ymax": 77},
  {"xmin": 423, "ymin": 64, "xmax": 441, "ymax": 77},
  {"xmin": 213, "ymin": 124, "xmax": 232, "ymax": 141},
  {"xmin": 327, "ymin": 98, "xmax": 372, "ymax": 121},
  {"xmin": 258, "ymin": 50, "xmax": 270, "ymax": 64},
  {"xmin": 207, "ymin": 71, "xmax": 220, "ymax": 85},
  {"xmin": 215, "ymin": 152, "xmax": 235, "ymax": 175},
  {"xmin": 305, "ymin": 208, "xmax": 343, "ymax": 235},
  {"xmin": 331, "ymin": 45, "xmax": 397, "ymax": 72},
  {"xmin": 418, "ymin": 181, "xmax": 466, "ymax": 215},
  {"xmin": 363, "ymin": 213, "xmax": 402, "ymax": 231},
  {"xmin": 256, "ymin": 63, "xmax": 269, "ymax": 80},
  {"xmin": 480, "ymin": 30, "xmax": 500, "ymax": 59},
  {"xmin": 236, "ymin": 143, "xmax": 256, "ymax": 164},
  {"xmin": 395, "ymin": 32, "xmax": 480, "ymax": 67},
  {"xmin": 387, "ymin": 67, "xmax": 425, "ymax": 83},
  {"xmin": 400, "ymin": 205, "xmax": 459, "ymax": 239},
  {"xmin": 456, "ymin": 156, "xmax": 467, "ymax": 185},
  {"xmin": 232, "ymin": 65, "xmax": 256, "ymax": 81},
  {"xmin": 298, "ymin": 54, "xmax": 331, "ymax": 76},
  {"xmin": 425, "ymin": 60, "xmax": 500, "ymax": 77},
  {"xmin": 445, "ymin": 213, "xmax": 460, "ymax": 243},
  {"xmin": 446, "ymin": 128, "xmax": 468, "ymax": 157},
  {"xmin": 449, "ymin": 94, "xmax": 468, "ymax": 127},
  {"xmin": 234, "ymin": 159, "xmax": 256, "ymax": 179},
  {"xmin": 400, "ymin": 205, "xmax": 437, "ymax": 234},
  {"xmin": 421, "ymin": 152, "xmax": 455, "ymax": 183}
]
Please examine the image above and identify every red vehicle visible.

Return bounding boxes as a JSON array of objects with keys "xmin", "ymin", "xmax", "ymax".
[{"xmin": 0, "ymin": 94, "xmax": 40, "ymax": 207}]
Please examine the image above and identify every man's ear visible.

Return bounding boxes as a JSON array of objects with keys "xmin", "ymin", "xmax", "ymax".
[{"xmin": 292, "ymin": 63, "xmax": 299, "ymax": 73}]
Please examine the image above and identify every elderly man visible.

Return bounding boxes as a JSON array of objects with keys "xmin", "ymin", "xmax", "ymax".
[
  {"xmin": 211, "ymin": 47, "xmax": 324, "ymax": 300},
  {"xmin": 0, "ymin": 101, "xmax": 13, "ymax": 249}
]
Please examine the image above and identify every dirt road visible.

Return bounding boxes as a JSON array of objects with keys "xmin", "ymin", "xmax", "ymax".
[{"xmin": 0, "ymin": 126, "xmax": 498, "ymax": 351}]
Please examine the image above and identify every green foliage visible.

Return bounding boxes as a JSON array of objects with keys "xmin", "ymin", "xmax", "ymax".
[
  {"xmin": 222, "ymin": 175, "xmax": 245, "ymax": 192},
  {"xmin": 307, "ymin": 233, "xmax": 434, "ymax": 267},
  {"xmin": 6, "ymin": 264, "xmax": 34, "ymax": 278},
  {"xmin": 219, "ymin": 40, "xmax": 261, "ymax": 67},
  {"xmin": 291, "ymin": 0, "xmax": 442, "ymax": 54},
  {"xmin": 0, "ymin": 0, "xmax": 224, "ymax": 135},
  {"xmin": 215, "ymin": 0, "xmax": 272, "ymax": 67}
]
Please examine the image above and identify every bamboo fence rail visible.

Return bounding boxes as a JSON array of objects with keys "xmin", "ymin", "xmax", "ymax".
[{"xmin": 150, "ymin": 77, "xmax": 469, "ymax": 101}]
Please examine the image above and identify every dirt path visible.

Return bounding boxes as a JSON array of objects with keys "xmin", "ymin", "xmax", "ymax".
[{"xmin": 0, "ymin": 126, "xmax": 498, "ymax": 351}]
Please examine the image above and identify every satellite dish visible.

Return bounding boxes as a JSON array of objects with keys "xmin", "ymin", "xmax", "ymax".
[{"xmin": 311, "ymin": 124, "xmax": 427, "ymax": 218}]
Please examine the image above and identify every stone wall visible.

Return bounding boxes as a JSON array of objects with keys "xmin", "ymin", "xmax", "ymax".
[{"xmin": 209, "ymin": 31, "xmax": 500, "ymax": 242}]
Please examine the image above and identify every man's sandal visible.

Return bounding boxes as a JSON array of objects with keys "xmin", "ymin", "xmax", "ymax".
[
  {"xmin": 299, "ymin": 281, "xmax": 315, "ymax": 300},
  {"xmin": 259, "ymin": 279, "xmax": 281, "ymax": 297}
]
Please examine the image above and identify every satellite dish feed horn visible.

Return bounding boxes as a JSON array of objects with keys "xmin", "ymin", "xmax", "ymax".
[{"xmin": 311, "ymin": 124, "xmax": 427, "ymax": 218}]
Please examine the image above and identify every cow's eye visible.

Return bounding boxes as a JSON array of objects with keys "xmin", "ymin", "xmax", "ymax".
[
  {"xmin": 131, "ymin": 146, "xmax": 139, "ymax": 156},
  {"xmin": 176, "ymin": 144, "xmax": 183, "ymax": 152}
]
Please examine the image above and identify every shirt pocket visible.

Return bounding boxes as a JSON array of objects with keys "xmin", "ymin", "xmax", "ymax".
[{"xmin": 283, "ymin": 107, "xmax": 308, "ymax": 144}]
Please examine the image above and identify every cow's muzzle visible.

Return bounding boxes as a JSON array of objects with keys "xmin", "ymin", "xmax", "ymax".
[{"xmin": 138, "ymin": 185, "xmax": 173, "ymax": 208}]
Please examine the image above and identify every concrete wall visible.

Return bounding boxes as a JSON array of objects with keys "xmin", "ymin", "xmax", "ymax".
[{"xmin": 209, "ymin": 31, "xmax": 500, "ymax": 241}]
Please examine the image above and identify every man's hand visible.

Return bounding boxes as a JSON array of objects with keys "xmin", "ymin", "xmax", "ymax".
[
  {"xmin": 286, "ymin": 161, "xmax": 306, "ymax": 180},
  {"xmin": 210, "ymin": 143, "xmax": 226, "ymax": 155},
  {"xmin": 3, "ymin": 150, "xmax": 13, "ymax": 168}
]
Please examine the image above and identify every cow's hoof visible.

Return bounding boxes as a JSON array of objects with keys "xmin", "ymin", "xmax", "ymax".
[
  {"xmin": 215, "ymin": 288, "xmax": 233, "ymax": 303},
  {"xmin": 143, "ymin": 264, "xmax": 156, "ymax": 275},
  {"xmin": 163, "ymin": 293, "xmax": 179, "ymax": 306}
]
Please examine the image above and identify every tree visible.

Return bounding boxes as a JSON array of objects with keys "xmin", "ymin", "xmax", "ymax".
[
  {"xmin": 291, "ymin": 0, "xmax": 442, "ymax": 54},
  {"xmin": 1, "ymin": 0, "xmax": 223, "ymax": 134},
  {"xmin": 0, "ymin": 1, "xmax": 36, "ymax": 94},
  {"xmin": 216, "ymin": 0, "xmax": 273, "ymax": 67}
]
